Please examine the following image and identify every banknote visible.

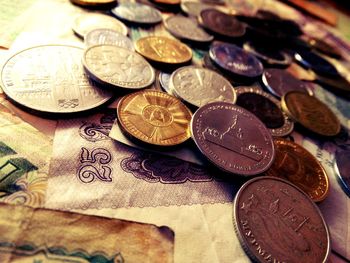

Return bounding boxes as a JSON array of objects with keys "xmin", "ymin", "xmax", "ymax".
[{"xmin": 0, "ymin": 202, "xmax": 174, "ymax": 263}]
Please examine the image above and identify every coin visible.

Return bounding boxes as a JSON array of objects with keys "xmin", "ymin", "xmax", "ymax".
[
  {"xmin": 180, "ymin": 1, "xmax": 212, "ymax": 17},
  {"xmin": 165, "ymin": 16, "xmax": 214, "ymax": 43},
  {"xmin": 316, "ymin": 74, "xmax": 350, "ymax": 93},
  {"xmin": 1, "ymin": 45, "xmax": 113, "ymax": 114},
  {"xmin": 265, "ymin": 138, "xmax": 329, "ymax": 202},
  {"xmin": 70, "ymin": 0, "xmax": 116, "ymax": 7},
  {"xmin": 235, "ymin": 87, "xmax": 294, "ymax": 137},
  {"xmin": 209, "ymin": 42, "xmax": 264, "ymax": 79},
  {"xmin": 159, "ymin": 72, "xmax": 172, "ymax": 93},
  {"xmin": 111, "ymin": 2, "xmax": 162, "ymax": 25},
  {"xmin": 83, "ymin": 45, "xmax": 155, "ymax": 89},
  {"xmin": 152, "ymin": 0, "xmax": 180, "ymax": 5},
  {"xmin": 84, "ymin": 29, "xmax": 134, "ymax": 50},
  {"xmin": 335, "ymin": 148, "xmax": 350, "ymax": 197},
  {"xmin": 233, "ymin": 176, "xmax": 330, "ymax": 263},
  {"xmin": 117, "ymin": 90, "xmax": 192, "ymax": 146},
  {"xmin": 308, "ymin": 38, "xmax": 342, "ymax": 58},
  {"xmin": 135, "ymin": 36, "xmax": 192, "ymax": 64},
  {"xmin": 262, "ymin": 68, "xmax": 309, "ymax": 98},
  {"xmin": 281, "ymin": 91, "xmax": 341, "ymax": 137},
  {"xmin": 170, "ymin": 66, "xmax": 236, "ymax": 108},
  {"xmin": 191, "ymin": 102, "xmax": 274, "ymax": 176},
  {"xmin": 243, "ymin": 42, "xmax": 292, "ymax": 67},
  {"xmin": 199, "ymin": 9, "xmax": 246, "ymax": 38}
]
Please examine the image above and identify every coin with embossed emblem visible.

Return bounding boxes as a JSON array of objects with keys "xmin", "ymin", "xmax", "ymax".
[
  {"xmin": 199, "ymin": 9, "xmax": 246, "ymax": 38},
  {"xmin": 83, "ymin": 45, "xmax": 155, "ymax": 89},
  {"xmin": 209, "ymin": 42, "xmax": 264, "ymax": 79},
  {"xmin": 281, "ymin": 91, "xmax": 341, "ymax": 137},
  {"xmin": 85, "ymin": 29, "xmax": 134, "ymax": 50},
  {"xmin": 165, "ymin": 16, "xmax": 213, "ymax": 43},
  {"xmin": 135, "ymin": 36, "xmax": 192, "ymax": 64},
  {"xmin": 170, "ymin": 66, "xmax": 236, "ymax": 108},
  {"xmin": 191, "ymin": 102, "xmax": 274, "ymax": 176},
  {"xmin": 1, "ymin": 45, "xmax": 113, "ymax": 114},
  {"xmin": 73, "ymin": 13, "xmax": 128, "ymax": 38},
  {"xmin": 233, "ymin": 176, "xmax": 330, "ymax": 263},
  {"xmin": 111, "ymin": 2, "xmax": 162, "ymax": 25},
  {"xmin": 117, "ymin": 90, "xmax": 192, "ymax": 146},
  {"xmin": 264, "ymin": 138, "xmax": 329, "ymax": 202},
  {"xmin": 235, "ymin": 87, "xmax": 293, "ymax": 137}
]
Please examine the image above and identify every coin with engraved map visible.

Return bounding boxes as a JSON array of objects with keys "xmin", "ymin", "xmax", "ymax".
[
  {"xmin": 83, "ymin": 44, "xmax": 155, "ymax": 89},
  {"xmin": 73, "ymin": 13, "xmax": 128, "ymax": 38},
  {"xmin": 191, "ymin": 102, "xmax": 274, "ymax": 176},
  {"xmin": 84, "ymin": 29, "xmax": 134, "ymax": 50},
  {"xmin": 164, "ymin": 16, "xmax": 214, "ymax": 43},
  {"xmin": 281, "ymin": 91, "xmax": 341, "ymax": 137},
  {"xmin": 0, "ymin": 45, "xmax": 113, "ymax": 114},
  {"xmin": 117, "ymin": 90, "xmax": 193, "ymax": 146},
  {"xmin": 233, "ymin": 176, "xmax": 330, "ymax": 263},
  {"xmin": 264, "ymin": 138, "xmax": 329, "ymax": 202},
  {"xmin": 135, "ymin": 36, "xmax": 192, "ymax": 64},
  {"xmin": 170, "ymin": 66, "xmax": 236, "ymax": 107}
]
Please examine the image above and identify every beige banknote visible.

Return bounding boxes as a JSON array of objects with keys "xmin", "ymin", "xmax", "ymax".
[{"xmin": 0, "ymin": 202, "xmax": 174, "ymax": 263}]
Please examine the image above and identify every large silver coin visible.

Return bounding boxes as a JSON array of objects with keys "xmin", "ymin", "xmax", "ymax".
[
  {"xmin": 85, "ymin": 28, "xmax": 134, "ymax": 50},
  {"xmin": 165, "ymin": 16, "xmax": 213, "ymax": 43},
  {"xmin": 83, "ymin": 44, "xmax": 155, "ymax": 89},
  {"xmin": 111, "ymin": 2, "xmax": 162, "ymax": 25},
  {"xmin": 1, "ymin": 45, "xmax": 113, "ymax": 114},
  {"xmin": 73, "ymin": 13, "xmax": 128, "ymax": 38},
  {"xmin": 170, "ymin": 66, "xmax": 236, "ymax": 107}
]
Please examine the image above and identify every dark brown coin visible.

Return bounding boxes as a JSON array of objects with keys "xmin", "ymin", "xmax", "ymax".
[
  {"xmin": 191, "ymin": 102, "xmax": 274, "ymax": 176},
  {"xmin": 308, "ymin": 38, "xmax": 342, "ymax": 58},
  {"xmin": 200, "ymin": 9, "xmax": 246, "ymax": 38},
  {"xmin": 262, "ymin": 68, "xmax": 309, "ymax": 98},
  {"xmin": 233, "ymin": 176, "xmax": 330, "ymax": 263},
  {"xmin": 335, "ymin": 148, "xmax": 350, "ymax": 197}
]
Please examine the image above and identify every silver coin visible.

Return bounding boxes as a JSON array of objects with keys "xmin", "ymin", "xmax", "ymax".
[
  {"xmin": 180, "ymin": 1, "xmax": 213, "ymax": 17},
  {"xmin": 83, "ymin": 44, "xmax": 155, "ymax": 89},
  {"xmin": 170, "ymin": 66, "xmax": 236, "ymax": 107},
  {"xmin": 73, "ymin": 13, "xmax": 128, "ymax": 38},
  {"xmin": 165, "ymin": 16, "xmax": 214, "ymax": 43},
  {"xmin": 85, "ymin": 28, "xmax": 134, "ymax": 50},
  {"xmin": 159, "ymin": 72, "xmax": 172, "ymax": 94},
  {"xmin": 111, "ymin": 2, "xmax": 162, "ymax": 25},
  {"xmin": 1, "ymin": 45, "xmax": 113, "ymax": 114}
]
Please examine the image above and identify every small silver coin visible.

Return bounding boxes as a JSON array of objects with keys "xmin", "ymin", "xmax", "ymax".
[
  {"xmin": 111, "ymin": 2, "xmax": 162, "ymax": 25},
  {"xmin": 180, "ymin": 1, "xmax": 213, "ymax": 17},
  {"xmin": 165, "ymin": 16, "xmax": 213, "ymax": 43},
  {"xmin": 83, "ymin": 44, "xmax": 155, "ymax": 89},
  {"xmin": 170, "ymin": 66, "xmax": 236, "ymax": 108},
  {"xmin": 1, "ymin": 45, "xmax": 113, "ymax": 114},
  {"xmin": 84, "ymin": 28, "xmax": 134, "ymax": 50},
  {"xmin": 159, "ymin": 72, "xmax": 172, "ymax": 94}
]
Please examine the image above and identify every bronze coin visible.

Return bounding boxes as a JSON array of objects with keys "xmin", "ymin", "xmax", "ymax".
[
  {"xmin": 233, "ymin": 176, "xmax": 330, "ymax": 263},
  {"xmin": 264, "ymin": 138, "xmax": 329, "ymax": 202},
  {"xmin": 281, "ymin": 91, "xmax": 341, "ymax": 137},
  {"xmin": 191, "ymin": 102, "xmax": 275, "ymax": 176},
  {"xmin": 200, "ymin": 9, "xmax": 246, "ymax": 38}
]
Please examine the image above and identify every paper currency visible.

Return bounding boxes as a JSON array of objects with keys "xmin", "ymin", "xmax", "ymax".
[{"xmin": 0, "ymin": 202, "xmax": 174, "ymax": 263}]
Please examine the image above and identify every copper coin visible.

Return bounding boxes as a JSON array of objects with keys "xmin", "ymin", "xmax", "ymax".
[
  {"xmin": 265, "ymin": 138, "xmax": 329, "ymax": 202},
  {"xmin": 209, "ymin": 42, "xmax": 264, "ymax": 79},
  {"xmin": 233, "ymin": 176, "xmax": 330, "ymax": 263},
  {"xmin": 335, "ymin": 148, "xmax": 350, "ymax": 197},
  {"xmin": 1, "ymin": 45, "xmax": 113, "ymax": 114},
  {"xmin": 235, "ymin": 87, "xmax": 294, "ymax": 137},
  {"xmin": 191, "ymin": 102, "xmax": 274, "ymax": 176},
  {"xmin": 200, "ymin": 9, "xmax": 246, "ymax": 38},
  {"xmin": 117, "ymin": 90, "xmax": 192, "ymax": 146},
  {"xmin": 281, "ymin": 91, "xmax": 341, "ymax": 137},
  {"xmin": 70, "ymin": 0, "xmax": 116, "ymax": 7},
  {"xmin": 262, "ymin": 68, "xmax": 309, "ymax": 98}
]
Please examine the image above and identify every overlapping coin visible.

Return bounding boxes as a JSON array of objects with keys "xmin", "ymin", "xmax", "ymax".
[
  {"xmin": 191, "ymin": 102, "xmax": 275, "ymax": 176},
  {"xmin": 281, "ymin": 91, "xmax": 341, "ymax": 137},
  {"xmin": 159, "ymin": 72, "xmax": 172, "ymax": 93},
  {"xmin": 233, "ymin": 176, "xmax": 330, "ymax": 263},
  {"xmin": 235, "ymin": 87, "xmax": 293, "ymax": 137},
  {"xmin": 1, "ymin": 45, "xmax": 113, "ymax": 114},
  {"xmin": 169, "ymin": 66, "xmax": 236, "ymax": 107},
  {"xmin": 135, "ymin": 36, "xmax": 192, "ymax": 64},
  {"xmin": 84, "ymin": 29, "xmax": 134, "ymax": 50},
  {"xmin": 265, "ymin": 138, "xmax": 329, "ymax": 202},
  {"xmin": 117, "ymin": 90, "xmax": 192, "ymax": 146}
]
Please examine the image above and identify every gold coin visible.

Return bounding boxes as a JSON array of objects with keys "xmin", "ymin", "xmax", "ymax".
[
  {"xmin": 281, "ymin": 91, "xmax": 340, "ymax": 137},
  {"xmin": 135, "ymin": 36, "xmax": 192, "ymax": 64},
  {"xmin": 70, "ymin": 0, "xmax": 116, "ymax": 7},
  {"xmin": 264, "ymin": 138, "xmax": 329, "ymax": 202},
  {"xmin": 117, "ymin": 90, "xmax": 192, "ymax": 146}
]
